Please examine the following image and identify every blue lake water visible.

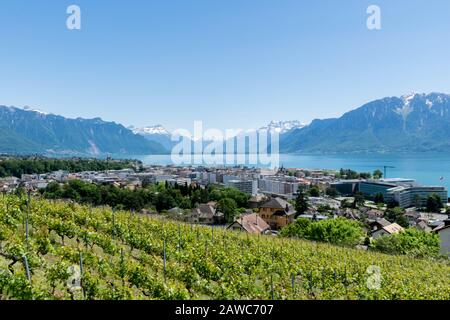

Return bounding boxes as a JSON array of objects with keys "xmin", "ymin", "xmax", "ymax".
[{"xmin": 126, "ymin": 153, "xmax": 450, "ymax": 190}]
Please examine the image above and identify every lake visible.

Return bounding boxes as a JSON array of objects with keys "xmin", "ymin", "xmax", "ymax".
[{"xmin": 125, "ymin": 153, "xmax": 450, "ymax": 190}]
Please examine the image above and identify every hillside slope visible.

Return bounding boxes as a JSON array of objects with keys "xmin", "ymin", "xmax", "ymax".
[{"xmin": 0, "ymin": 196, "xmax": 448, "ymax": 300}]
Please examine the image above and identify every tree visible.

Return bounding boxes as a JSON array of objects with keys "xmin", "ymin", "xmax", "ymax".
[
  {"xmin": 325, "ymin": 187, "xmax": 338, "ymax": 197},
  {"xmin": 385, "ymin": 207, "xmax": 409, "ymax": 228},
  {"xmin": 217, "ymin": 198, "xmax": 237, "ymax": 223},
  {"xmin": 309, "ymin": 186, "xmax": 320, "ymax": 197},
  {"xmin": 373, "ymin": 170, "xmax": 383, "ymax": 179},
  {"xmin": 142, "ymin": 177, "xmax": 152, "ymax": 188},
  {"xmin": 280, "ymin": 218, "xmax": 311, "ymax": 238},
  {"xmin": 359, "ymin": 172, "xmax": 372, "ymax": 179},
  {"xmin": 42, "ymin": 182, "xmax": 62, "ymax": 199},
  {"xmin": 413, "ymin": 194, "xmax": 421, "ymax": 209},
  {"xmin": 307, "ymin": 218, "xmax": 365, "ymax": 246},
  {"xmin": 281, "ymin": 218, "xmax": 365, "ymax": 247},
  {"xmin": 61, "ymin": 185, "xmax": 81, "ymax": 202},
  {"xmin": 371, "ymin": 229, "xmax": 440, "ymax": 258},
  {"xmin": 317, "ymin": 204, "xmax": 332, "ymax": 213},
  {"xmin": 294, "ymin": 190, "xmax": 309, "ymax": 216},
  {"xmin": 209, "ymin": 187, "xmax": 249, "ymax": 208},
  {"xmin": 386, "ymin": 200, "xmax": 399, "ymax": 209},
  {"xmin": 395, "ymin": 214, "xmax": 409, "ymax": 228},
  {"xmin": 0, "ymin": 157, "xmax": 138, "ymax": 178},
  {"xmin": 426, "ymin": 194, "xmax": 443, "ymax": 213},
  {"xmin": 339, "ymin": 168, "xmax": 359, "ymax": 180},
  {"xmin": 340, "ymin": 199, "xmax": 352, "ymax": 209},
  {"xmin": 155, "ymin": 190, "xmax": 177, "ymax": 212},
  {"xmin": 45, "ymin": 181, "xmax": 61, "ymax": 194},
  {"xmin": 374, "ymin": 192, "xmax": 384, "ymax": 204},
  {"xmin": 179, "ymin": 198, "xmax": 192, "ymax": 210},
  {"xmin": 352, "ymin": 192, "xmax": 365, "ymax": 208}
]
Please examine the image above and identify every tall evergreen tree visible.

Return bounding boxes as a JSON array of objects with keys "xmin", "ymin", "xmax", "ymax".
[{"xmin": 294, "ymin": 189, "xmax": 309, "ymax": 216}]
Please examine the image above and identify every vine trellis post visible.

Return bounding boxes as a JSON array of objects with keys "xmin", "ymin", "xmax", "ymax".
[
  {"xmin": 270, "ymin": 274, "xmax": 274, "ymax": 300},
  {"xmin": 23, "ymin": 254, "xmax": 34, "ymax": 300},
  {"xmin": 178, "ymin": 224, "xmax": 181, "ymax": 253},
  {"xmin": 25, "ymin": 191, "xmax": 31, "ymax": 249},
  {"xmin": 163, "ymin": 238, "xmax": 167, "ymax": 283},
  {"xmin": 79, "ymin": 252, "xmax": 85, "ymax": 299},
  {"xmin": 112, "ymin": 208, "xmax": 116, "ymax": 240},
  {"xmin": 291, "ymin": 273, "xmax": 295, "ymax": 298}
]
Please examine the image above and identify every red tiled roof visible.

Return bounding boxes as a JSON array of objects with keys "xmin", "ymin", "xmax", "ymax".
[{"xmin": 231, "ymin": 213, "xmax": 270, "ymax": 234}]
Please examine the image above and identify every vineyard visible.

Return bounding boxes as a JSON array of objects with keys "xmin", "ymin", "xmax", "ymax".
[{"xmin": 0, "ymin": 194, "xmax": 449, "ymax": 300}]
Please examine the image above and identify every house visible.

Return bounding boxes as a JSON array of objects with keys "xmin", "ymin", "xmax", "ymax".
[
  {"xmin": 227, "ymin": 213, "xmax": 270, "ymax": 235},
  {"xmin": 0, "ymin": 177, "xmax": 19, "ymax": 190},
  {"xmin": 368, "ymin": 218, "xmax": 391, "ymax": 232},
  {"xmin": 297, "ymin": 213, "xmax": 328, "ymax": 221},
  {"xmin": 429, "ymin": 220, "xmax": 445, "ymax": 230},
  {"xmin": 417, "ymin": 213, "xmax": 448, "ymax": 224},
  {"xmin": 415, "ymin": 220, "xmax": 432, "ymax": 232},
  {"xmin": 26, "ymin": 180, "xmax": 48, "ymax": 190},
  {"xmin": 433, "ymin": 220, "xmax": 450, "ymax": 256},
  {"xmin": 139, "ymin": 209, "xmax": 156, "ymax": 215},
  {"xmin": 365, "ymin": 209, "xmax": 384, "ymax": 220},
  {"xmin": 337, "ymin": 208, "xmax": 361, "ymax": 220},
  {"xmin": 259, "ymin": 197, "xmax": 296, "ymax": 230},
  {"xmin": 167, "ymin": 207, "xmax": 184, "ymax": 215},
  {"xmin": 404, "ymin": 209, "xmax": 421, "ymax": 224},
  {"xmin": 371, "ymin": 223, "xmax": 404, "ymax": 239},
  {"xmin": 0, "ymin": 184, "xmax": 8, "ymax": 193},
  {"xmin": 308, "ymin": 197, "xmax": 340, "ymax": 210},
  {"xmin": 49, "ymin": 170, "xmax": 69, "ymax": 183},
  {"xmin": 248, "ymin": 194, "xmax": 268, "ymax": 209},
  {"xmin": 190, "ymin": 204, "xmax": 225, "ymax": 225}
]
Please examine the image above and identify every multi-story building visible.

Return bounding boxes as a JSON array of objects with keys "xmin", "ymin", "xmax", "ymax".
[
  {"xmin": 330, "ymin": 179, "xmax": 360, "ymax": 196},
  {"xmin": 357, "ymin": 178, "xmax": 448, "ymax": 208},
  {"xmin": 207, "ymin": 173, "xmax": 217, "ymax": 184},
  {"xmin": 359, "ymin": 180, "xmax": 400, "ymax": 201},
  {"xmin": 154, "ymin": 175, "xmax": 176, "ymax": 183},
  {"xmin": 389, "ymin": 185, "xmax": 448, "ymax": 208},
  {"xmin": 225, "ymin": 179, "xmax": 258, "ymax": 195},
  {"xmin": 258, "ymin": 177, "xmax": 300, "ymax": 195},
  {"xmin": 223, "ymin": 175, "xmax": 241, "ymax": 185}
]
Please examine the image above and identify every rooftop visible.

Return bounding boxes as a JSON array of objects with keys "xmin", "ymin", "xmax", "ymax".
[
  {"xmin": 231, "ymin": 213, "xmax": 270, "ymax": 234},
  {"xmin": 382, "ymin": 223, "xmax": 404, "ymax": 234}
]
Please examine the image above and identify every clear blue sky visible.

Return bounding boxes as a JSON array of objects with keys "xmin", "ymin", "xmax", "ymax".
[{"xmin": 1, "ymin": 0, "xmax": 450, "ymax": 131}]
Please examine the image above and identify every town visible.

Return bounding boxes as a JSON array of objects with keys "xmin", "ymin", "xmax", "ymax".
[{"xmin": 1, "ymin": 157, "xmax": 449, "ymax": 256}]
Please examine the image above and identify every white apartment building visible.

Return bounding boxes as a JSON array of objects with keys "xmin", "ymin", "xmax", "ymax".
[
  {"xmin": 258, "ymin": 177, "xmax": 300, "ymax": 195},
  {"xmin": 225, "ymin": 179, "xmax": 258, "ymax": 196}
]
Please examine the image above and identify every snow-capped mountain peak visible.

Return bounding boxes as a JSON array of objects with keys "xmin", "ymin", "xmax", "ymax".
[
  {"xmin": 395, "ymin": 94, "xmax": 417, "ymax": 120},
  {"xmin": 401, "ymin": 92, "xmax": 418, "ymax": 102},
  {"xmin": 132, "ymin": 125, "xmax": 170, "ymax": 136},
  {"xmin": 259, "ymin": 120, "xmax": 306, "ymax": 134},
  {"xmin": 22, "ymin": 105, "xmax": 49, "ymax": 115},
  {"xmin": 396, "ymin": 92, "xmax": 450, "ymax": 114}
]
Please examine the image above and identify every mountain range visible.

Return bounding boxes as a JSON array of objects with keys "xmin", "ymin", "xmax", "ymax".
[
  {"xmin": 129, "ymin": 124, "xmax": 177, "ymax": 151},
  {"xmin": 131, "ymin": 120, "xmax": 307, "ymax": 152},
  {"xmin": 0, "ymin": 106, "xmax": 168, "ymax": 155},
  {"xmin": 2, "ymin": 92, "xmax": 450, "ymax": 156},
  {"xmin": 259, "ymin": 120, "xmax": 307, "ymax": 134},
  {"xmin": 280, "ymin": 92, "xmax": 450, "ymax": 153}
]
